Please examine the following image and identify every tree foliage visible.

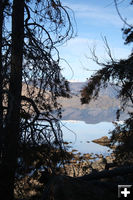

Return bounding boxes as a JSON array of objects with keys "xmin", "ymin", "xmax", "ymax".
[
  {"xmin": 0, "ymin": 0, "xmax": 75, "ymax": 199},
  {"xmin": 81, "ymin": 0, "xmax": 133, "ymax": 165}
]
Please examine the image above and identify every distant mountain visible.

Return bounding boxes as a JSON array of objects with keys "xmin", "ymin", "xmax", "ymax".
[
  {"xmin": 69, "ymin": 81, "xmax": 119, "ymax": 97},
  {"xmin": 69, "ymin": 82, "xmax": 86, "ymax": 94},
  {"xmin": 58, "ymin": 82, "xmax": 128, "ymax": 124}
]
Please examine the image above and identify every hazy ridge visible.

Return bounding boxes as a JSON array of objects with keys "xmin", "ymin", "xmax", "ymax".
[{"xmin": 59, "ymin": 82, "xmax": 128, "ymax": 124}]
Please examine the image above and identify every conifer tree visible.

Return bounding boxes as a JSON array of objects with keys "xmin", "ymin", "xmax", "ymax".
[{"xmin": 0, "ymin": 0, "xmax": 74, "ymax": 199}]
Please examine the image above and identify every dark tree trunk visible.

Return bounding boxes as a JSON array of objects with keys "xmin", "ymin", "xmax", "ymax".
[
  {"xmin": 0, "ymin": 0, "xmax": 4, "ymax": 147},
  {"xmin": 0, "ymin": 0, "xmax": 24, "ymax": 199}
]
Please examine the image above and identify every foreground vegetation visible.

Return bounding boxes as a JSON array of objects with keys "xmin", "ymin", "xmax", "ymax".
[
  {"xmin": 0, "ymin": 0, "xmax": 74, "ymax": 199},
  {"xmin": 0, "ymin": 0, "xmax": 133, "ymax": 199}
]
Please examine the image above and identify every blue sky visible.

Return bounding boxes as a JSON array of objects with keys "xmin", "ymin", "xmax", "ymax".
[{"xmin": 58, "ymin": 0, "xmax": 133, "ymax": 82}]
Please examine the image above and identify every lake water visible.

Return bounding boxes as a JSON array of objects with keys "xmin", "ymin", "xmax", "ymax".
[{"xmin": 61, "ymin": 120, "xmax": 115, "ymax": 155}]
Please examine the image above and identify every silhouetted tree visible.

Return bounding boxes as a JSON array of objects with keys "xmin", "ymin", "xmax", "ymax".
[
  {"xmin": 81, "ymin": 0, "xmax": 133, "ymax": 165},
  {"xmin": 0, "ymin": 0, "xmax": 74, "ymax": 199}
]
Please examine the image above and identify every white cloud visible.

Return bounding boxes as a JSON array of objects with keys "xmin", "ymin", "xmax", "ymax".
[
  {"xmin": 61, "ymin": 36, "xmax": 131, "ymax": 59},
  {"xmin": 59, "ymin": 1, "xmax": 132, "ymax": 81},
  {"xmin": 64, "ymin": 2, "xmax": 123, "ymax": 27},
  {"xmin": 60, "ymin": 37, "xmax": 100, "ymax": 57}
]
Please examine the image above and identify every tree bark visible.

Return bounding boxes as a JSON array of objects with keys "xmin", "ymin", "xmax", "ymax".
[
  {"xmin": 0, "ymin": 0, "xmax": 4, "ymax": 151},
  {"xmin": 0, "ymin": 0, "xmax": 24, "ymax": 199},
  {"xmin": 77, "ymin": 165, "xmax": 133, "ymax": 181}
]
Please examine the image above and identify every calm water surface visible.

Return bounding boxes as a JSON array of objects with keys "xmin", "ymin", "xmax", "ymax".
[{"xmin": 61, "ymin": 121, "xmax": 115, "ymax": 155}]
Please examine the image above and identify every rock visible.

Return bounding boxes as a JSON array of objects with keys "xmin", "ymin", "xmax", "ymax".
[
  {"xmin": 74, "ymin": 154, "xmax": 80, "ymax": 160},
  {"xmin": 99, "ymin": 154, "xmax": 103, "ymax": 158},
  {"xmin": 83, "ymin": 153, "xmax": 93, "ymax": 159},
  {"xmin": 91, "ymin": 158, "xmax": 107, "ymax": 171},
  {"xmin": 72, "ymin": 149, "xmax": 78, "ymax": 152},
  {"xmin": 69, "ymin": 159, "xmax": 77, "ymax": 164},
  {"xmin": 63, "ymin": 141, "xmax": 70, "ymax": 145},
  {"xmin": 92, "ymin": 136, "xmax": 110, "ymax": 146},
  {"xmin": 62, "ymin": 151, "xmax": 115, "ymax": 177},
  {"xmin": 110, "ymin": 145, "xmax": 116, "ymax": 149},
  {"xmin": 105, "ymin": 156, "xmax": 114, "ymax": 163}
]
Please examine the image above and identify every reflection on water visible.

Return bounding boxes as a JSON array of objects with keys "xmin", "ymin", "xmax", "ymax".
[{"xmin": 61, "ymin": 120, "xmax": 115, "ymax": 155}]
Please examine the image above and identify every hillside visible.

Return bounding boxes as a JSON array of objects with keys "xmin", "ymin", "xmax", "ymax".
[{"xmin": 59, "ymin": 82, "xmax": 128, "ymax": 124}]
